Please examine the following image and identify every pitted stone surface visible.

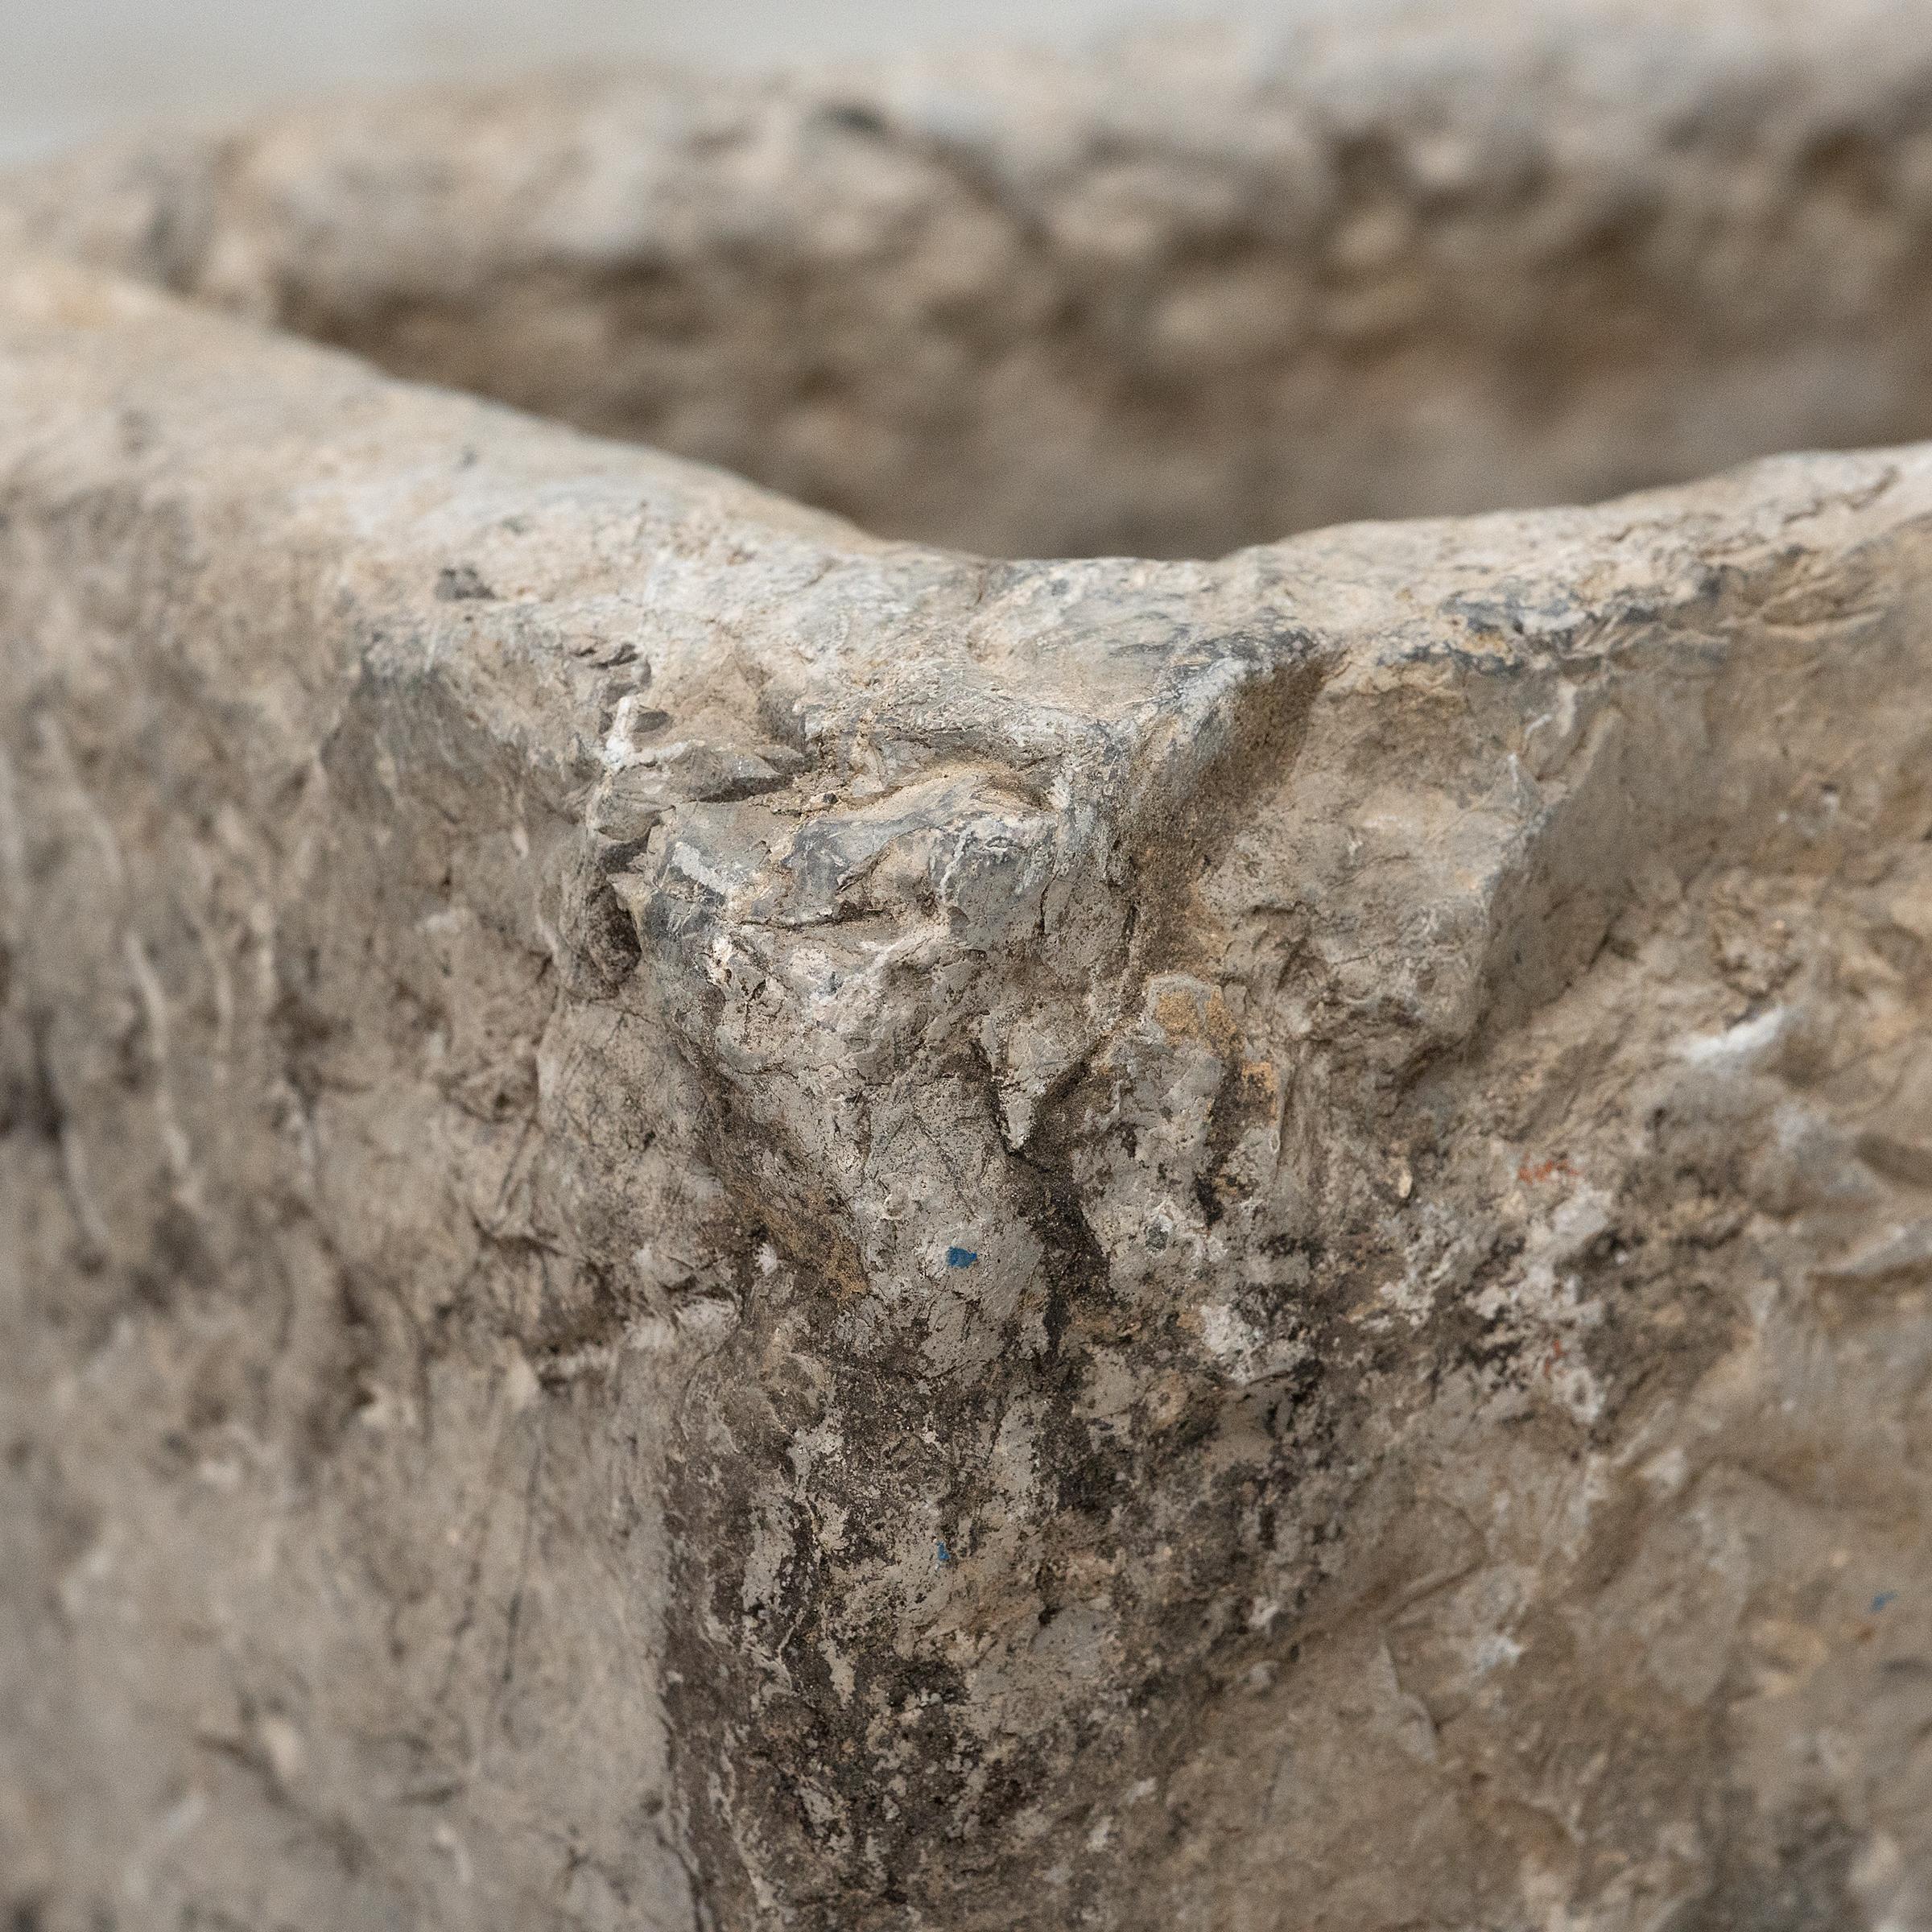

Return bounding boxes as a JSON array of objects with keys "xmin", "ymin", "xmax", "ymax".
[{"xmin": 6, "ymin": 7, "xmax": 1932, "ymax": 1930}]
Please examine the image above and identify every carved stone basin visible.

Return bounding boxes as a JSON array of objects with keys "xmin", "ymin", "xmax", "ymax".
[{"xmin": 6, "ymin": 5, "xmax": 1932, "ymax": 1927}]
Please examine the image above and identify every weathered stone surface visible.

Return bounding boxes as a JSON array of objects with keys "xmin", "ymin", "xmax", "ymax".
[
  {"xmin": 5, "ymin": 6, "xmax": 1932, "ymax": 1930},
  {"xmin": 17, "ymin": 0, "xmax": 1932, "ymax": 563}
]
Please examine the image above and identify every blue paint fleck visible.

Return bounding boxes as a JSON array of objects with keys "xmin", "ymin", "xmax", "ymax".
[
  {"xmin": 947, "ymin": 1246, "xmax": 978, "ymax": 1269},
  {"xmin": 935, "ymin": 1539, "xmax": 952, "ymax": 1566},
  {"xmin": 1873, "ymin": 1591, "xmax": 1899, "ymax": 1614}
]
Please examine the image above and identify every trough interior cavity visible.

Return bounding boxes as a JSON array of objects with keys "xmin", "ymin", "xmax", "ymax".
[{"xmin": 39, "ymin": 59, "xmax": 1932, "ymax": 559}]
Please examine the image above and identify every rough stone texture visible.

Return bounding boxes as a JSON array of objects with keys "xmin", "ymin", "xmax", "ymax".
[
  {"xmin": 16, "ymin": 0, "xmax": 1932, "ymax": 561},
  {"xmin": 6, "ymin": 6, "xmax": 1932, "ymax": 1930}
]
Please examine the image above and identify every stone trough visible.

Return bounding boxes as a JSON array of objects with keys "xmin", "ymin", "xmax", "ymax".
[{"xmin": 6, "ymin": 3, "xmax": 1932, "ymax": 1926}]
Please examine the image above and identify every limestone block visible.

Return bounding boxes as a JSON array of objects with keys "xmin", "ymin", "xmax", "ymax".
[{"xmin": 5, "ymin": 5, "xmax": 1932, "ymax": 1927}]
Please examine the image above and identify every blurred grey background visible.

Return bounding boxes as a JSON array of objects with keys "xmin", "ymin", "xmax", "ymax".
[{"xmin": 0, "ymin": 0, "xmax": 1261, "ymax": 165}]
